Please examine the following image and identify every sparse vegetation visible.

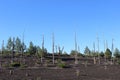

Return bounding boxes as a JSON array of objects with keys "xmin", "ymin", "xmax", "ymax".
[
  {"xmin": 57, "ymin": 62, "xmax": 66, "ymax": 68},
  {"xmin": 0, "ymin": 36, "xmax": 120, "ymax": 80}
]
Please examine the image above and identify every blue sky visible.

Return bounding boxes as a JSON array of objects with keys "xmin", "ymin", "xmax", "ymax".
[{"xmin": 0, "ymin": 0, "xmax": 120, "ymax": 53}]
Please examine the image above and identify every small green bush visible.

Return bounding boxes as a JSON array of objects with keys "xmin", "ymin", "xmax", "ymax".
[
  {"xmin": 10, "ymin": 62, "xmax": 28, "ymax": 68},
  {"xmin": 57, "ymin": 62, "xmax": 66, "ymax": 68},
  {"xmin": 57, "ymin": 60, "xmax": 71, "ymax": 68},
  {"xmin": 10, "ymin": 62, "xmax": 21, "ymax": 67}
]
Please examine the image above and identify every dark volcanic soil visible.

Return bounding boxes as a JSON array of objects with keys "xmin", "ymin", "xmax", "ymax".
[{"xmin": 0, "ymin": 64, "xmax": 120, "ymax": 80}]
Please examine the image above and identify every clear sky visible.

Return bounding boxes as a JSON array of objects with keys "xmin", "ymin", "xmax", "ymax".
[{"xmin": 0, "ymin": 0, "xmax": 120, "ymax": 53}]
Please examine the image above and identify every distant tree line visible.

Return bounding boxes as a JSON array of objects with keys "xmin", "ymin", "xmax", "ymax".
[
  {"xmin": 70, "ymin": 46, "xmax": 120, "ymax": 60},
  {"xmin": 0, "ymin": 37, "xmax": 47, "ymax": 58},
  {"xmin": 1, "ymin": 37, "xmax": 120, "ymax": 61}
]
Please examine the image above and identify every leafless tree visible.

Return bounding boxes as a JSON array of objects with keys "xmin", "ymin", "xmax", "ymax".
[
  {"xmin": 93, "ymin": 42, "xmax": 96, "ymax": 64},
  {"xmin": 75, "ymin": 33, "xmax": 78, "ymax": 65},
  {"xmin": 97, "ymin": 34, "xmax": 100, "ymax": 64},
  {"xmin": 41, "ymin": 35, "xmax": 44, "ymax": 63},
  {"xmin": 52, "ymin": 33, "xmax": 55, "ymax": 64},
  {"xmin": 111, "ymin": 38, "xmax": 114, "ymax": 64}
]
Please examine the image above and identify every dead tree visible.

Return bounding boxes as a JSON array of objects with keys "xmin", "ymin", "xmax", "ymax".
[
  {"xmin": 22, "ymin": 31, "xmax": 24, "ymax": 57},
  {"xmin": 103, "ymin": 34, "xmax": 107, "ymax": 64},
  {"xmin": 41, "ymin": 35, "xmax": 44, "ymax": 63},
  {"xmin": 111, "ymin": 38, "xmax": 114, "ymax": 64},
  {"xmin": 56, "ymin": 45, "xmax": 58, "ymax": 54},
  {"xmin": 97, "ymin": 34, "xmax": 100, "ymax": 64},
  {"xmin": 103, "ymin": 35, "xmax": 105, "ymax": 53},
  {"xmin": 78, "ymin": 46, "xmax": 80, "ymax": 54},
  {"xmin": 105, "ymin": 40, "xmax": 108, "ymax": 63},
  {"xmin": 52, "ymin": 33, "xmax": 55, "ymax": 64},
  {"xmin": 103, "ymin": 36, "xmax": 106, "ymax": 63},
  {"xmin": 21, "ymin": 31, "xmax": 25, "ymax": 64},
  {"xmin": 93, "ymin": 42, "xmax": 96, "ymax": 64},
  {"xmin": 75, "ymin": 33, "xmax": 78, "ymax": 65}
]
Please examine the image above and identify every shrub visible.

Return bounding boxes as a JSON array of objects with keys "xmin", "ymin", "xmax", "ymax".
[
  {"xmin": 10, "ymin": 62, "xmax": 28, "ymax": 68},
  {"xmin": 57, "ymin": 60, "xmax": 71, "ymax": 68},
  {"xmin": 10, "ymin": 62, "xmax": 21, "ymax": 67},
  {"xmin": 57, "ymin": 62, "xmax": 66, "ymax": 68}
]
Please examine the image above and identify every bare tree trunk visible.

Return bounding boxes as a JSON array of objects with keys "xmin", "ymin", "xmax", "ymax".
[
  {"xmin": 56, "ymin": 45, "xmax": 57, "ymax": 55},
  {"xmin": 103, "ymin": 37, "xmax": 106, "ymax": 64},
  {"xmin": 75, "ymin": 33, "xmax": 78, "ymax": 65},
  {"xmin": 22, "ymin": 31, "xmax": 25, "ymax": 64},
  {"xmin": 111, "ymin": 38, "xmax": 114, "ymax": 64},
  {"xmin": 105, "ymin": 40, "xmax": 108, "ymax": 63},
  {"xmin": 41, "ymin": 35, "xmax": 44, "ymax": 63},
  {"xmin": 93, "ymin": 42, "xmax": 96, "ymax": 64},
  {"xmin": 97, "ymin": 34, "xmax": 100, "ymax": 64},
  {"xmin": 52, "ymin": 33, "xmax": 55, "ymax": 64}
]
